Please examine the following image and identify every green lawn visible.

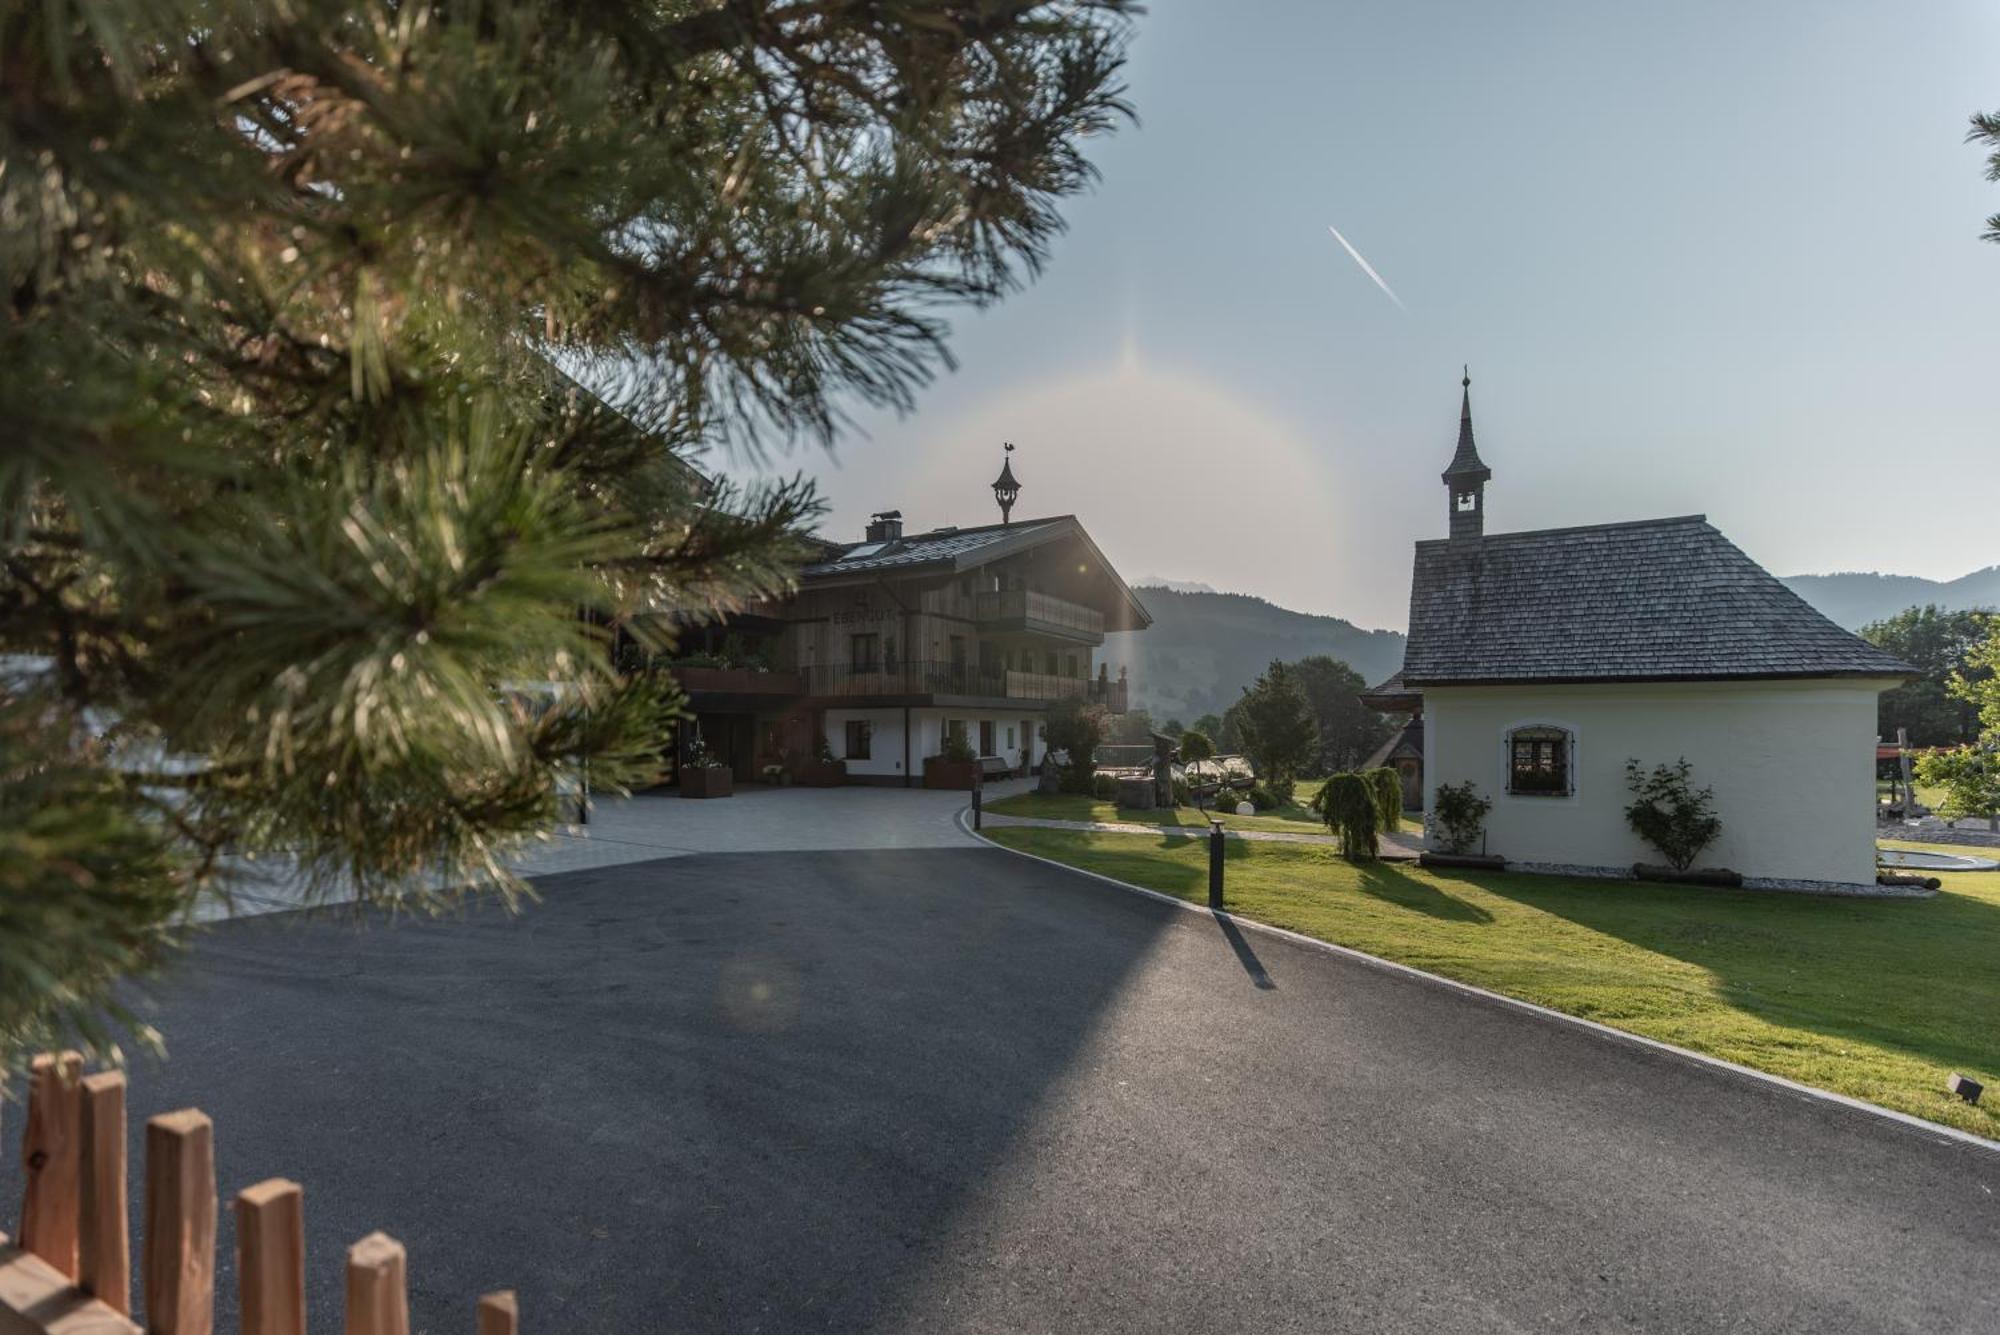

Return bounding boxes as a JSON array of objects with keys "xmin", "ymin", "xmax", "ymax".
[
  {"xmin": 1878, "ymin": 778, "xmax": 1949, "ymax": 810},
  {"xmin": 987, "ymin": 779, "xmax": 1388, "ymax": 837},
  {"xmin": 983, "ymin": 828, "xmax": 2000, "ymax": 1138}
]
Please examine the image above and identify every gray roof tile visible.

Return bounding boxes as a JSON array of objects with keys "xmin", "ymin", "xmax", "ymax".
[
  {"xmin": 1401, "ymin": 515, "xmax": 1914, "ymax": 684},
  {"xmin": 802, "ymin": 518, "xmax": 1065, "ymax": 576}
]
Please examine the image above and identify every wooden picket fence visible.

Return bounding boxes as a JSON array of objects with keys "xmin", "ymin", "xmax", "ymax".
[{"xmin": 1, "ymin": 1053, "xmax": 518, "ymax": 1334}]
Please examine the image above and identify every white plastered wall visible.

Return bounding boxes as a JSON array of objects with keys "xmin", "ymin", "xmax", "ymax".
[{"xmin": 1420, "ymin": 679, "xmax": 1897, "ymax": 886}]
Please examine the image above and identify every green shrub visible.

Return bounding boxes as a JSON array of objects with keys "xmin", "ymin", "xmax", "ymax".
[
  {"xmin": 1313, "ymin": 772, "xmax": 1378, "ymax": 858},
  {"xmin": 1241, "ymin": 785, "xmax": 1276, "ymax": 811},
  {"xmin": 1430, "ymin": 780, "xmax": 1490, "ymax": 854},
  {"xmin": 940, "ymin": 729, "xmax": 975, "ymax": 764},
  {"xmin": 1915, "ymin": 745, "xmax": 2000, "ymax": 823},
  {"xmin": 1044, "ymin": 696, "xmax": 1107, "ymax": 794},
  {"xmin": 1092, "ymin": 772, "xmax": 1120, "ymax": 801},
  {"xmin": 1364, "ymin": 767, "xmax": 1403, "ymax": 832},
  {"xmin": 1624, "ymin": 759, "xmax": 1722, "ymax": 872},
  {"xmin": 1172, "ymin": 777, "xmax": 1192, "ymax": 806},
  {"xmin": 1177, "ymin": 729, "xmax": 1215, "ymax": 764}
]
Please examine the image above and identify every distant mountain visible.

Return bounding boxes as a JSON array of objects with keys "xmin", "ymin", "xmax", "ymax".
[
  {"xmin": 1106, "ymin": 587, "xmax": 1406, "ymax": 726},
  {"xmin": 1782, "ymin": 566, "xmax": 2000, "ymax": 630},
  {"xmin": 1130, "ymin": 575, "xmax": 1217, "ymax": 594}
]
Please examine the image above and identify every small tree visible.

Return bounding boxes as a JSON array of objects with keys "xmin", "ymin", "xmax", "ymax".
[
  {"xmin": 1915, "ymin": 745, "xmax": 2000, "ymax": 829},
  {"xmin": 1178, "ymin": 729, "xmax": 1215, "ymax": 810},
  {"xmin": 1429, "ymin": 781, "xmax": 1491, "ymax": 854},
  {"xmin": 1624, "ymin": 759, "xmax": 1723, "ymax": 872},
  {"xmin": 1293, "ymin": 655, "xmax": 1393, "ymax": 776},
  {"xmin": 1364, "ymin": 768, "xmax": 1404, "ymax": 833},
  {"xmin": 1234, "ymin": 661, "xmax": 1317, "ymax": 803},
  {"xmin": 1044, "ymin": 697, "xmax": 1107, "ymax": 795},
  {"xmin": 1949, "ymin": 619, "xmax": 2000, "ymax": 739},
  {"xmin": 1314, "ymin": 772, "xmax": 1378, "ymax": 859}
]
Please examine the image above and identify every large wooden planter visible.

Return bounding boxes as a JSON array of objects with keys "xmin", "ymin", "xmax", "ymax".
[
  {"xmin": 1419, "ymin": 851, "xmax": 1506, "ymax": 871},
  {"xmin": 680, "ymin": 765, "xmax": 734, "ymax": 799},
  {"xmin": 796, "ymin": 759, "xmax": 847, "ymax": 788},
  {"xmin": 923, "ymin": 757, "xmax": 980, "ymax": 791}
]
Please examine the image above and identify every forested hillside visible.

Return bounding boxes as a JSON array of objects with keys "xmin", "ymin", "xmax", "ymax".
[{"xmin": 1104, "ymin": 588, "xmax": 1406, "ymax": 725}]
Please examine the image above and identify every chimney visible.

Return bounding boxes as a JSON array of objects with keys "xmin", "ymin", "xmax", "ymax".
[{"xmin": 865, "ymin": 510, "xmax": 904, "ymax": 542}]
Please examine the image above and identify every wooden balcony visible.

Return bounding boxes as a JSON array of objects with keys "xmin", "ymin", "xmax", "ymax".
[
  {"xmin": 971, "ymin": 589, "xmax": 1105, "ymax": 643},
  {"xmin": 802, "ymin": 661, "xmax": 1128, "ymax": 711},
  {"xmin": 674, "ymin": 666, "xmax": 806, "ymax": 698}
]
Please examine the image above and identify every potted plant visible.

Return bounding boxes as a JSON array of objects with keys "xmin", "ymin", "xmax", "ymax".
[
  {"xmin": 923, "ymin": 729, "xmax": 981, "ymax": 790},
  {"xmin": 680, "ymin": 732, "xmax": 733, "ymax": 799},
  {"xmin": 798, "ymin": 733, "xmax": 847, "ymax": 787}
]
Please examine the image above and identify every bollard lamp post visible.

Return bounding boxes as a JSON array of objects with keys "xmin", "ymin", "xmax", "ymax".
[{"xmin": 1208, "ymin": 818, "xmax": 1225, "ymax": 909}]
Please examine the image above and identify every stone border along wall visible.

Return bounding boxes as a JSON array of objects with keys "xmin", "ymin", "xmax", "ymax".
[{"xmin": 1503, "ymin": 860, "xmax": 1934, "ymax": 899}]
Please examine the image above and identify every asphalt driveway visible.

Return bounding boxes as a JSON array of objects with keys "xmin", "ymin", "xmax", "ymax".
[{"xmin": 10, "ymin": 847, "xmax": 1996, "ymax": 1332}]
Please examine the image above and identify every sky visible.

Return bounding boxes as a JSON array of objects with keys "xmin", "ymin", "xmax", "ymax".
[{"xmin": 720, "ymin": 0, "xmax": 2000, "ymax": 632}]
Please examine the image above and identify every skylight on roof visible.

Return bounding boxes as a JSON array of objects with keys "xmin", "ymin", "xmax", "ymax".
[{"xmin": 840, "ymin": 542, "xmax": 889, "ymax": 560}]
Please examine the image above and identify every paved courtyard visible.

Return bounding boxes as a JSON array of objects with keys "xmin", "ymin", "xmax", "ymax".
[
  {"xmin": 201, "ymin": 778, "xmax": 1023, "ymax": 919},
  {"xmin": 10, "ymin": 813, "xmax": 1996, "ymax": 1333}
]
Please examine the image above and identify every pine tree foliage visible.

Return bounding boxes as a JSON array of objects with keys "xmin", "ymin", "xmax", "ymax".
[
  {"xmin": 1972, "ymin": 108, "xmax": 2000, "ymax": 242},
  {"xmin": 1, "ymin": 0, "xmax": 1135, "ymax": 1063}
]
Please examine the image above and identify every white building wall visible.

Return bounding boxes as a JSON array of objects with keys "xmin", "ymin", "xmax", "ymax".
[
  {"xmin": 824, "ymin": 708, "xmax": 910, "ymax": 780},
  {"xmin": 1420, "ymin": 679, "xmax": 1895, "ymax": 886},
  {"xmin": 824, "ymin": 707, "xmax": 1043, "ymax": 780}
]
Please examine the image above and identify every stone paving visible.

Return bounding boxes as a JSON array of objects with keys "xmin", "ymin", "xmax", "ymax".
[{"xmin": 197, "ymin": 777, "xmax": 1020, "ymax": 921}]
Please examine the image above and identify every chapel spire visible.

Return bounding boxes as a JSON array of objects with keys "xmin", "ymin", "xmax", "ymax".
[{"xmin": 1442, "ymin": 367, "xmax": 1491, "ymax": 541}]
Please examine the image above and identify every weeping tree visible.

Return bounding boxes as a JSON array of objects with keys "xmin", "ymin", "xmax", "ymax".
[
  {"xmin": 1, "ymin": 0, "xmax": 1135, "ymax": 1065},
  {"xmin": 1364, "ymin": 768, "xmax": 1403, "ymax": 834},
  {"xmin": 1313, "ymin": 772, "xmax": 1377, "ymax": 860}
]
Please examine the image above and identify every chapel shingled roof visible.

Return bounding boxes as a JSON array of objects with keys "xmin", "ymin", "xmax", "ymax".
[{"xmin": 1400, "ymin": 514, "xmax": 1914, "ymax": 685}]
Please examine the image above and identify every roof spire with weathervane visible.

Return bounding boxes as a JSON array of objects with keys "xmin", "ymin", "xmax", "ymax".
[{"xmin": 992, "ymin": 442, "xmax": 1021, "ymax": 525}]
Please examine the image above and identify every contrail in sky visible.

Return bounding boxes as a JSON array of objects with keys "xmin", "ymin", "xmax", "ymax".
[{"xmin": 1326, "ymin": 224, "xmax": 1406, "ymax": 311}]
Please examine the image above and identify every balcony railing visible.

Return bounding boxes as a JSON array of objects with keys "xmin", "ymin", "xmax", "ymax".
[
  {"xmin": 803, "ymin": 660, "xmax": 1126, "ymax": 710},
  {"xmin": 674, "ymin": 666, "xmax": 806, "ymax": 696},
  {"xmin": 971, "ymin": 589, "xmax": 1106, "ymax": 639}
]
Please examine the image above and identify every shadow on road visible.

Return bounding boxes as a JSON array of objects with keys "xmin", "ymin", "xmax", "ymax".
[
  {"xmin": 1211, "ymin": 909, "xmax": 1277, "ymax": 989},
  {"xmin": 2, "ymin": 848, "xmax": 1176, "ymax": 1334}
]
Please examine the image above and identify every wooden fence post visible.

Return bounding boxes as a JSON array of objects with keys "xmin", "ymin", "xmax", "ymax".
[
  {"xmin": 17, "ymin": 1051, "xmax": 84, "ymax": 1279},
  {"xmin": 144, "ymin": 1109, "xmax": 216, "ymax": 1335},
  {"xmin": 476, "ymin": 1290, "xmax": 518, "ymax": 1335},
  {"xmin": 237, "ymin": 1179, "xmax": 305, "ymax": 1335},
  {"xmin": 344, "ymin": 1233, "xmax": 408, "ymax": 1335},
  {"xmin": 79, "ymin": 1070, "xmax": 131, "ymax": 1314}
]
